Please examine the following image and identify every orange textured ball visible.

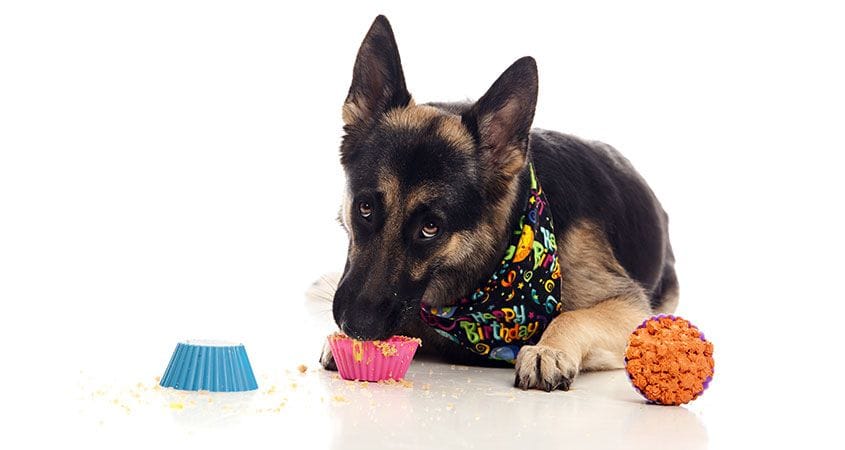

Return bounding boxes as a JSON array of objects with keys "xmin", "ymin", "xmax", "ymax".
[{"xmin": 625, "ymin": 315, "xmax": 714, "ymax": 405}]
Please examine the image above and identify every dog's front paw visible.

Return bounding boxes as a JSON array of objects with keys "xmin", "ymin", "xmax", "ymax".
[
  {"xmin": 319, "ymin": 341, "xmax": 337, "ymax": 371},
  {"xmin": 513, "ymin": 345, "xmax": 579, "ymax": 392}
]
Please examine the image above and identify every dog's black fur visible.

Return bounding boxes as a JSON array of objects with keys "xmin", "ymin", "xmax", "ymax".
[{"xmin": 324, "ymin": 16, "xmax": 676, "ymax": 383}]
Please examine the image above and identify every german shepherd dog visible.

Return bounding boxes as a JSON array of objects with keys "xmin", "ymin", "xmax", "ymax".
[{"xmin": 317, "ymin": 16, "xmax": 678, "ymax": 392}]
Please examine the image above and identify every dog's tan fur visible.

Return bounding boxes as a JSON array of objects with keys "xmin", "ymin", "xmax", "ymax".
[
  {"xmin": 436, "ymin": 115, "xmax": 475, "ymax": 153},
  {"xmin": 381, "ymin": 104, "xmax": 440, "ymax": 130},
  {"xmin": 377, "ymin": 172, "xmax": 401, "ymax": 214},
  {"xmin": 557, "ymin": 219, "xmax": 646, "ymax": 311},
  {"xmin": 341, "ymin": 101, "xmax": 365, "ymax": 126}
]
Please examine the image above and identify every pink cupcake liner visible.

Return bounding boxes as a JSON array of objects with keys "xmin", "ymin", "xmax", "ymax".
[{"xmin": 328, "ymin": 334, "xmax": 420, "ymax": 382}]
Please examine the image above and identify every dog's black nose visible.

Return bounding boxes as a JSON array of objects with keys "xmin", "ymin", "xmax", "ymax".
[
  {"xmin": 334, "ymin": 294, "xmax": 402, "ymax": 341},
  {"xmin": 338, "ymin": 316, "xmax": 393, "ymax": 341},
  {"xmin": 333, "ymin": 273, "xmax": 406, "ymax": 340}
]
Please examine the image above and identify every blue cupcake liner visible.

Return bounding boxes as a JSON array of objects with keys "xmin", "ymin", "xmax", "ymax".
[{"xmin": 160, "ymin": 340, "xmax": 258, "ymax": 392}]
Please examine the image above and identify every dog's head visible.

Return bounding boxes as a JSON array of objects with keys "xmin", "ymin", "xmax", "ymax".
[{"xmin": 333, "ymin": 16, "xmax": 539, "ymax": 340}]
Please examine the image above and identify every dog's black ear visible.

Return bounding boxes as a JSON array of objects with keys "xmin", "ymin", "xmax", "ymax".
[
  {"xmin": 463, "ymin": 57, "xmax": 538, "ymax": 188},
  {"xmin": 343, "ymin": 16, "xmax": 412, "ymax": 127}
]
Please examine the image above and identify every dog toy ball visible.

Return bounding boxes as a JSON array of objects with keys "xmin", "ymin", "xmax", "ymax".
[{"xmin": 624, "ymin": 315, "xmax": 714, "ymax": 405}]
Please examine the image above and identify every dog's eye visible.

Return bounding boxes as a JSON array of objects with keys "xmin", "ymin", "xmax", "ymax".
[
  {"xmin": 358, "ymin": 202, "xmax": 373, "ymax": 218},
  {"xmin": 420, "ymin": 221, "xmax": 439, "ymax": 239}
]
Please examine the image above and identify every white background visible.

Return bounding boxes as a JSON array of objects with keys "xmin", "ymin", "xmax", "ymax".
[{"xmin": 2, "ymin": 1, "xmax": 844, "ymax": 448}]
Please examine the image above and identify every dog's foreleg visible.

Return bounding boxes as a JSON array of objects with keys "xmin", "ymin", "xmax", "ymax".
[{"xmin": 513, "ymin": 294, "xmax": 651, "ymax": 391}]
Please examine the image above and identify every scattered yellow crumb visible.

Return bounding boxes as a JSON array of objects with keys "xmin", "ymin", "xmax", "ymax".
[
  {"xmin": 290, "ymin": 382, "xmax": 297, "ymax": 389},
  {"xmin": 266, "ymin": 385, "xmax": 277, "ymax": 395},
  {"xmin": 421, "ymin": 383, "xmax": 431, "ymax": 391},
  {"xmin": 154, "ymin": 376, "xmax": 161, "ymax": 383},
  {"xmin": 446, "ymin": 403, "xmax": 455, "ymax": 410},
  {"xmin": 332, "ymin": 395, "xmax": 348, "ymax": 403},
  {"xmin": 376, "ymin": 378, "xmax": 413, "ymax": 388},
  {"xmin": 297, "ymin": 364, "xmax": 308, "ymax": 374},
  {"xmin": 373, "ymin": 341, "xmax": 398, "ymax": 357},
  {"xmin": 352, "ymin": 340, "xmax": 364, "ymax": 362},
  {"xmin": 169, "ymin": 402, "xmax": 184, "ymax": 410}
]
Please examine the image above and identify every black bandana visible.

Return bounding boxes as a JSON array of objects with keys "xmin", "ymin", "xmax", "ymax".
[{"xmin": 420, "ymin": 164, "xmax": 562, "ymax": 363}]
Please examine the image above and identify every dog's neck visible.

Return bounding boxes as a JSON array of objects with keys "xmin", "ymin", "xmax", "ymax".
[
  {"xmin": 486, "ymin": 161, "xmax": 534, "ymax": 277},
  {"xmin": 505, "ymin": 163, "xmax": 534, "ymax": 235}
]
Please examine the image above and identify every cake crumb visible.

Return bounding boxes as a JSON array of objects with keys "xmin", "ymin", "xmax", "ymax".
[
  {"xmin": 169, "ymin": 402, "xmax": 184, "ymax": 410},
  {"xmin": 332, "ymin": 395, "xmax": 348, "ymax": 403},
  {"xmin": 297, "ymin": 364, "xmax": 308, "ymax": 374},
  {"xmin": 373, "ymin": 340, "xmax": 398, "ymax": 357}
]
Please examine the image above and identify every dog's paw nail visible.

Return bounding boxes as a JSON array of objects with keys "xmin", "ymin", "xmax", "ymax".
[
  {"xmin": 513, "ymin": 345, "xmax": 578, "ymax": 392},
  {"xmin": 557, "ymin": 378, "xmax": 572, "ymax": 391}
]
